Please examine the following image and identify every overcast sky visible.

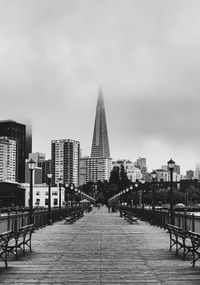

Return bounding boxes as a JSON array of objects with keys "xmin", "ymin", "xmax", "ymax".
[{"xmin": 1, "ymin": 0, "xmax": 200, "ymax": 174}]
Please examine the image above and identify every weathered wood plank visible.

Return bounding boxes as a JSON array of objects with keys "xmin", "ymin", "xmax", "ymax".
[{"xmin": 0, "ymin": 207, "xmax": 200, "ymax": 284}]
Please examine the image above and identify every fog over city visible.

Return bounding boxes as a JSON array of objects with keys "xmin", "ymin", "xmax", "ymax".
[{"xmin": 1, "ymin": 0, "xmax": 200, "ymax": 174}]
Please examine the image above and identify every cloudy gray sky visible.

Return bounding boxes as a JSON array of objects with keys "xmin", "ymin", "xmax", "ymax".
[{"xmin": 1, "ymin": 0, "xmax": 200, "ymax": 174}]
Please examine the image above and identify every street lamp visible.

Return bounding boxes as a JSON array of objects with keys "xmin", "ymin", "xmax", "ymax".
[
  {"xmin": 58, "ymin": 177, "xmax": 63, "ymax": 212},
  {"xmin": 168, "ymin": 158, "xmax": 175, "ymax": 224},
  {"xmin": 129, "ymin": 184, "xmax": 133, "ymax": 207},
  {"xmin": 70, "ymin": 184, "xmax": 74, "ymax": 206},
  {"xmin": 140, "ymin": 178, "xmax": 145, "ymax": 209},
  {"xmin": 135, "ymin": 182, "xmax": 138, "ymax": 209},
  {"xmin": 28, "ymin": 159, "xmax": 36, "ymax": 224},
  {"xmin": 151, "ymin": 170, "xmax": 157, "ymax": 219},
  {"xmin": 47, "ymin": 173, "xmax": 52, "ymax": 224}
]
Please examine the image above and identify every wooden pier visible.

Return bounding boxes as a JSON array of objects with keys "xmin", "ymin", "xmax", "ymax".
[{"xmin": 0, "ymin": 207, "xmax": 200, "ymax": 284}]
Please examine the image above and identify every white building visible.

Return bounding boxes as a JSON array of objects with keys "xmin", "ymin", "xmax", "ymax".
[
  {"xmin": 0, "ymin": 137, "xmax": 17, "ymax": 182},
  {"xmin": 21, "ymin": 184, "xmax": 65, "ymax": 208},
  {"xmin": 51, "ymin": 139, "xmax": 80, "ymax": 186},
  {"xmin": 154, "ymin": 169, "xmax": 181, "ymax": 182},
  {"xmin": 79, "ymin": 157, "xmax": 111, "ymax": 185},
  {"xmin": 112, "ymin": 160, "xmax": 142, "ymax": 182}
]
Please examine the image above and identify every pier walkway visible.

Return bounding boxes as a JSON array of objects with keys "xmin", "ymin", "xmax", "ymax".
[{"xmin": 0, "ymin": 207, "xmax": 200, "ymax": 284}]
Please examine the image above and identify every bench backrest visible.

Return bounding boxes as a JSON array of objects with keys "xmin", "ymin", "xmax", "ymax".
[
  {"xmin": 0, "ymin": 231, "xmax": 12, "ymax": 246},
  {"xmin": 188, "ymin": 231, "xmax": 200, "ymax": 248},
  {"xmin": 166, "ymin": 224, "xmax": 188, "ymax": 238}
]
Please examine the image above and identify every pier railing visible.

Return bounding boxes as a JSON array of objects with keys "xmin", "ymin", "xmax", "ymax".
[
  {"xmin": 0, "ymin": 205, "xmax": 91, "ymax": 234},
  {"xmin": 118, "ymin": 206, "xmax": 200, "ymax": 233}
]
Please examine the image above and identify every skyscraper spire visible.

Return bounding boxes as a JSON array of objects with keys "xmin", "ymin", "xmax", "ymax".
[{"xmin": 91, "ymin": 88, "xmax": 110, "ymax": 158}]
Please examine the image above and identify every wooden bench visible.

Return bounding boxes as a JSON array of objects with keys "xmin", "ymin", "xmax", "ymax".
[
  {"xmin": 188, "ymin": 231, "xmax": 200, "ymax": 267},
  {"xmin": 120, "ymin": 210, "xmax": 138, "ymax": 223},
  {"xmin": 0, "ymin": 224, "xmax": 35, "ymax": 267},
  {"xmin": 0, "ymin": 230, "xmax": 12, "ymax": 267},
  {"xmin": 65, "ymin": 210, "xmax": 84, "ymax": 224},
  {"xmin": 166, "ymin": 224, "xmax": 192, "ymax": 260}
]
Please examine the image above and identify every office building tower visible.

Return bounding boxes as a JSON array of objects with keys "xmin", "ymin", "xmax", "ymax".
[
  {"xmin": 0, "ymin": 137, "xmax": 17, "ymax": 182},
  {"xmin": 51, "ymin": 139, "xmax": 80, "ymax": 186},
  {"xmin": 25, "ymin": 121, "xmax": 32, "ymax": 159},
  {"xmin": 25, "ymin": 159, "xmax": 42, "ymax": 185},
  {"xmin": 135, "ymin": 157, "xmax": 147, "ymax": 178},
  {"xmin": 0, "ymin": 120, "xmax": 25, "ymax": 182},
  {"xmin": 79, "ymin": 157, "xmax": 111, "ymax": 185},
  {"xmin": 195, "ymin": 164, "xmax": 200, "ymax": 179},
  {"xmin": 29, "ymin": 152, "xmax": 46, "ymax": 167},
  {"xmin": 41, "ymin": 159, "xmax": 52, "ymax": 184},
  {"xmin": 91, "ymin": 88, "xmax": 110, "ymax": 158}
]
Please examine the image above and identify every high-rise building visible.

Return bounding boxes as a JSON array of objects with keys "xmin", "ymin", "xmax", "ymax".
[
  {"xmin": 51, "ymin": 139, "xmax": 80, "ymax": 186},
  {"xmin": 0, "ymin": 120, "xmax": 26, "ymax": 182},
  {"xmin": 135, "ymin": 157, "xmax": 147, "ymax": 178},
  {"xmin": 91, "ymin": 88, "xmax": 110, "ymax": 158},
  {"xmin": 195, "ymin": 164, "xmax": 200, "ymax": 179},
  {"xmin": 41, "ymin": 159, "xmax": 52, "ymax": 184},
  {"xmin": 0, "ymin": 137, "xmax": 17, "ymax": 182},
  {"xmin": 29, "ymin": 152, "xmax": 46, "ymax": 167},
  {"xmin": 79, "ymin": 156, "xmax": 111, "ymax": 185},
  {"xmin": 24, "ymin": 120, "xmax": 32, "ymax": 159},
  {"xmin": 25, "ymin": 160, "xmax": 42, "ymax": 185}
]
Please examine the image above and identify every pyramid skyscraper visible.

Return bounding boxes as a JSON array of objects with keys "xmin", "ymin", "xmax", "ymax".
[{"xmin": 91, "ymin": 88, "xmax": 110, "ymax": 158}]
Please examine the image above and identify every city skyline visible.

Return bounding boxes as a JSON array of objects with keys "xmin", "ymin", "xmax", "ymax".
[{"xmin": 1, "ymin": 1, "xmax": 200, "ymax": 174}]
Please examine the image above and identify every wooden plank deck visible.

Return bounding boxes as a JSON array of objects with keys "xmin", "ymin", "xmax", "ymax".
[{"xmin": 0, "ymin": 207, "xmax": 200, "ymax": 284}]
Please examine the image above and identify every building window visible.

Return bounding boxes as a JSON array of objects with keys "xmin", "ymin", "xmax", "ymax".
[
  {"xmin": 45, "ymin": 199, "xmax": 49, "ymax": 206},
  {"xmin": 45, "ymin": 191, "xmax": 48, "ymax": 195},
  {"xmin": 52, "ymin": 191, "xmax": 58, "ymax": 195},
  {"xmin": 36, "ymin": 191, "xmax": 40, "ymax": 196},
  {"xmin": 53, "ymin": 198, "xmax": 58, "ymax": 206},
  {"xmin": 35, "ymin": 199, "xmax": 40, "ymax": 206}
]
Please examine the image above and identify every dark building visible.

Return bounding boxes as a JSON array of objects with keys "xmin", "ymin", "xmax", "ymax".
[
  {"xmin": 25, "ymin": 121, "xmax": 32, "ymax": 159},
  {"xmin": 0, "ymin": 120, "xmax": 26, "ymax": 182},
  {"xmin": 41, "ymin": 159, "xmax": 52, "ymax": 184},
  {"xmin": 0, "ymin": 182, "xmax": 25, "ymax": 207}
]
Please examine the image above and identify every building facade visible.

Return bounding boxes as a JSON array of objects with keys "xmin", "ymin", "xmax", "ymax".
[
  {"xmin": 135, "ymin": 157, "xmax": 148, "ymax": 178},
  {"xmin": 51, "ymin": 139, "xmax": 80, "ymax": 186},
  {"xmin": 22, "ymin": 184, "xmax": 65, "ymax": 208},
  {"xmin": 79, "ymin": 157, "xmax": 111, "ymax": 185},
  {"xmin": 0, "ymin": 120, "xmax": 26, "ymax": 182},
  {"xmin": 41, "ymin": 159, "xmax": 52, "ymax": 184},
  {"xmin": 0, "ymin": 137, "xmax": 17, "ymax": 182},
  {"xmin": 29, "ymin": 152, "xmax": 46, "ymax": 166},
  {"xmin": 25, "ymin": 160, "xmax": 42, "ymax": 185},
  {"xmin": 112, "ymin": 160, "xmax": 142, "ymax": 182}
]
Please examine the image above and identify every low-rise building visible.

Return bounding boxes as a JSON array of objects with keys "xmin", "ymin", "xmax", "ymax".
[{"xmin": 21, "ymin": 184, "xmax": 65, "ymax": 208}]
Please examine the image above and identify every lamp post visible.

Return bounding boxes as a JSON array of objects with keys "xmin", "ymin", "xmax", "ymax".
[
  {"xmin": 129, "ymin": 185, "xmax": 133, "ymax": 207},
  {"xmin": 47, "ymin": 173, "xmax": 52, "ymax": 224},
  {"xmin": 58, "ymin": 177, "xmax": 63, "ymax": 213},
  {"xmin": 134, "ymin": 182, "xmax": 138, "ymax": 209},
  {"xmin": 151, "ymin": 171, "xmax": 157, "ymax": 219},
  {"xmin": 28, "ymin": 159, "xmax": 36, "ymax": 224},
  {"xmin": 168, "ymin": 158, "xmax": 175, "ymax": 225},
  {"xmin": 140, "ymin": 178, "xmax": 145, "ymax": 210},
  {"xmin": 70, "ymin": 184, "xmax": 74, "ymax": 207}
]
